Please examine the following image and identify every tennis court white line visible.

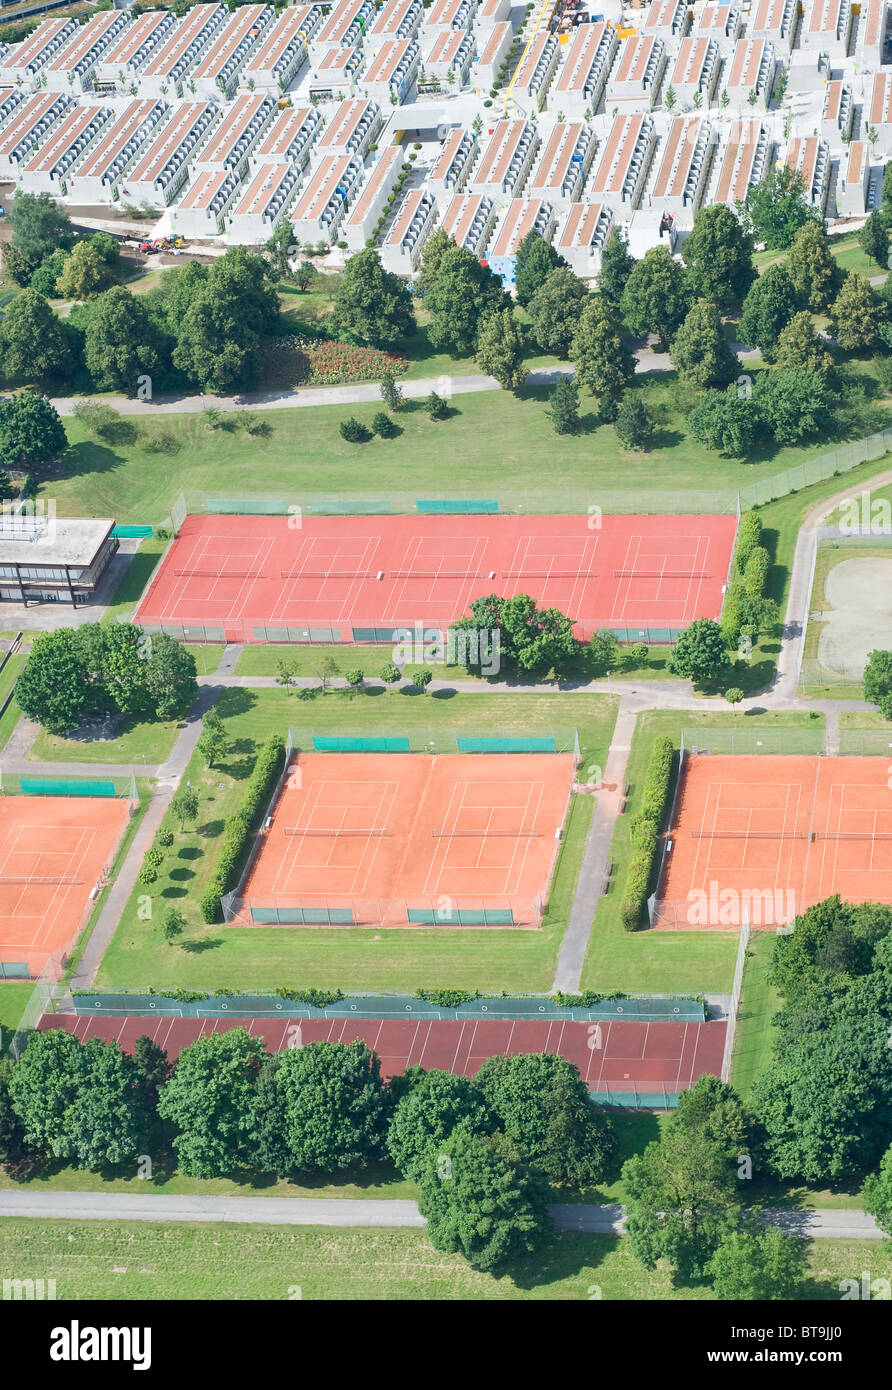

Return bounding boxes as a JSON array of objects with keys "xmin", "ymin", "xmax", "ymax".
[
  {"xmin": 275, "ymin": 535, "xmax": 382, "ymax": 624},
  {"xmin": 385, "ymin": 533, "xmax": 488, "ymax": 621}
]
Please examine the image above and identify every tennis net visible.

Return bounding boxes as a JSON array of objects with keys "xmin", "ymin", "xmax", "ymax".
[
  {"xmin": 432, "ymin": 828, "xmax": 542, "ymax": 838},
  {"xmin": 615, "ymin": 570, "xmax": 711, "ymax": 579},
  {"xmin": 281, "ymin": 569, "xmax": 381, "ymax": 580},
  {"xmin": 283, "ymin": 827, "xmax": 391, "ymax": 837},
  {"xmin": 0, "ymin": 875, "xmax": 82, "ymax": 885},
  {"xmin": 501, "ymin": 570, "xmax": 598, "ymax": 578},
  {"xmin": 690, "ymin": 829, "xmax": 892, "ymax": 841},
  {"xmin": 173, "ymin": 567, "xmax": 264, "ymax": 580}
]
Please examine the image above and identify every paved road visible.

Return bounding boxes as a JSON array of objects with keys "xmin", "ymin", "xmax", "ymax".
[{"xmin": 0, "ymin": 1191, "xmax": 881, "ymax": 1238}]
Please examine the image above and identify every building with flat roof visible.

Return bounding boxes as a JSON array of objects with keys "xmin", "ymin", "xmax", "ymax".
[
  {"xmin": 868, "ymin": 69, "xmax": 892, "ymax": 151},
  {"xmin": 801, "ymin": 0, "xmax": 852, "ymax": 56},
  {"xmin": 640, "ymin": 0, "xmax": 690, "ymax": 38},
  {"xmin": 309, "ymin": 46, "xmax": 364, "ymax": 99},
  {"xmin": 749, "ymin": 0, "xmax": 799, "ymax": 53},
  {"xmin": 422, "ymin": 30, "xmax": 476, "ymax": 86},
  {"xmin": 362, "ymin": 37, "xmax": 420, "ymax": 103},
  {"xmin": 227, "ymin": 159, "xmax": 301, "ymax": 240},
  {"xmin": 551, "ymin": 21, "xmax": 616, "ymax": 117},
  {"xmin": 43, "ymin": 9, "xmax": 129, "ymax": 93},
  {"xmin": 424, "ymin": 0, "xmax": 476, "ymax": 36},
  {"xmin": 645, "ymin": 115, "xmax": 714, "ymax": 217},
  {"xmin": 474, "ymin": 20, "xmax": 512, "ymax": 88},
  {"xmin": 172, "ymin": 166, "xmax": 242, "ymax": 236},
  {"xmin": 526, "ymin": 120, "xmax": 594, "ymax": 209},
  {"xmin": 488, "ymin": 197, "xmax": 554, "ymax": 286},
  {"xmin": 19, "ymin": 103, "xmax": 113, "ymax": 194},
  {"xmin": 368, "ymin": 0, "xmax": 424, "ymax": 51},
  {"xmin": 554, "ymin": 201, "xmax": 614, "ymax": 277},
  {"xmin": 470, "ymin": 119, "xmax": 539, "ymax": 198},
  {"xmin": 474, "ymin": 0, "xmax": 512, "ymax": 31},
  {"xmin": 192, "ymin": 92, "xmax": 275, "ymax": 177},
  {"xmin": 693, "ymin": 4, "xmax": 741, "ymax": 51},
  {"xmin": 511, "ymin": 31, "xmax": 560, "ymax": 112},
  {"xmin": 0, "ymin": 92, "xmax": 73, "ymax": 179},
  {"xmin": 381, "ymin": 186, "xmax": 438, "ymax": 271},
  {"xmin": 666, "ymin": 36, "xmax": 720, "ymax": 109},
  {"xmin": 95, "ymin": 11, "xmax": 178, "ymax": 87},
  {"xmin": 69, "ymin": 98, "xmax": 168, "ymax": 203},
  {"xmin": 786, "ymin": 135, "xmax": 830, "ymax": 210},
  {"xmin": 290, "ymin": 152, "xmax": 364, "ymax": 241},
  {"xmin": 0, "ymin": 17, "xmax": 78, "ymax": 85},
  {"xmin": 724, "ymin": 38, "xmax": 777, "ymax": 112},
  {"xmin": 0, "ymin": 514, "xmax": 117, "ymax": 608},
  {"xmin": 605, "ymin": 34, "xmax": 666, "ymax": 112},
  {"xmin": 587, "ymin": 111, "xmax": 654, "ymax": 218},
  {"xmin": 428, "ymin": 125, "xmax": 477, "ymax": 205},
  {"xmin": 312, "ymin": 2, "xmax": 375, "ymax": 53},
  {"xmin": 854, "ymin": 0, "xmax": 889, "ymax": 64},
  {"xmin": 837, "ymin": 140, "xmax": 870, "ymax": 215},
  {"xmin": 140, "ymin": 3, "xmax": 229, "ymax": 97},
  {"xmin": 189, "ymin": 4, "xmax": 273, "ymax": 99},
  {"xmin": 122, "ymin": 99, "xmax": 217, "ymax": 206},
  {"xmin": 240, "ymin": 6, "xmax": 319, "ymax": 90},
  {"xmin": 342, "ymin": 143, "xmax": 403, "ymax": 247},
  {"xmin": 316, "ymin": 97, "xmax": 382, "ymax": 158},
  {"xmin": 710, "ymin": 119, "xmax": 772, "ymax": 206},
  {"xmin": 821, "ymin": 79, "xmax": 853, "ymax": 144},
  {"xmin": 252, "ymin": 105, "xmax": 321, "ymax": 167},
  {"xmin": 439, "ymin": 189, "xmax": 495, "ymax": 253}
]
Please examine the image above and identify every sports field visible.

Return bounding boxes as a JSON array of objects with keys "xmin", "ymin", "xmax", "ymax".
[
  {"xmin": 38, "ymin": 1013, "xmax": 725, "ymax": 1099},
  {"xmin": 237, "ymin": 751, "xmax": 574, "ymax": 928},
  {"xmin": 656, "ymin": 755, "xmax": 892, "ymax": 928},
  {"xmin": 135, "ymin": 513, "xmax": 738, "ymax": 642},
  {"xmin": 0, "ymin": 795, "xmax": 131, "ymax": 976}
]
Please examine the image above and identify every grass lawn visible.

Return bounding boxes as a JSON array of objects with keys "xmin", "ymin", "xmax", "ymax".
[
  {"xmin": 29, "ymin": 715, "xmax": 181, "ymax": 766},
  {"xmin": 100, "ymin": 535, "xmax": 166, "ymax": 624},
  {"xmin": 0, "ymin": 1220, "xmax": 879, "ymax": 1300},
  {"xmin": 96, "ymin": 689, "xmax": 616, "ymax": 993},
  {"xmin": 46, "ymin": 374, "xmax": 892, "ymax": 525},
  {"xmin": 729, "ymin": 931, "xmax": 780, "ymax": 1102},
  {"xmin": 0, "ymin": 981, "xmax": 29, "ymax": 1055},
  {"xmin": 752, "ymin": 230, "xmax": 886, "ymax": 281},
  {"xmin": 234, "ymin": 643, "xmax": 480, "ymax": 680},
  {"xmin": 0, "ymin": 651, "xmax": 27, "ymax": 753},
  {"xmin": 580, "ymin": 710, "xmax": 825, "ymax": 996}
]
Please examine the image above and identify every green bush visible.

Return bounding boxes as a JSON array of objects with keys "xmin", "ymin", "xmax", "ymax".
[
  {"xmin": 339, "ymin": 416, "xmax": 371, "ymax": 443},
  {"xmin": 372, "ymin": 410, "xmax": 397, "ymax": 438},
  {"xmin": 415, "ymin": 989, "xmax": 479, "ymax": 1007},
  {"xmin": 734, "ymin": 510, "xmax": 763, "ymax": 573},
  {"xmin": 742, "ymin": 545, "xmax": 770, "ymax": 599},
  {"xmin": 274, "ymin": 987, "xmax": 344, "ymax": 1006},
  {"xmin": 200, "ymin": 734, "xmax": 285, "ymax": 923},
  {"xmin": 619, "ymin": 735, "xmax": 674, "ymax": 930}
]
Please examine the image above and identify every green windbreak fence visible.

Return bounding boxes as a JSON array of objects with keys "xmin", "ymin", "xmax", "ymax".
[
  {"xmin": 407, "ymin": 908, "xmax": 515, "ymax": 925},
  {"xmin": 17, "ymin": 777, "xmax": 117, "ymax": 798},
  {"xmin": 416, "ymin": 499, "xmax": 499, "ymax": 514},
  {"xmin": 457, "ymin": 737, "xmax": 556, "ymax": 753},
  {"xmin": 0, "ymin": 962, "xmax": 29, "ymax": 979},
  {"xmin": 590, "ymin": 1089, "xmax": 680, "ymax": 1108},
  {"xmin": 250, "ymin": 907, "xmax": 354, "ymax": 924},
  {"xmin": 112, "ymin": 525, "xmax": 153, "ymax": 539},
  {"xmin": 312, "ymin": 736, "xmax": 411, "ymax": 752},
  {"xmin": 69, "ymin": 993, "xmax": 706, "ymax": 1022},
  {"xmin": 206, "ymin": 498, "xmax": 287, "ymax": 515},
  {"xmin": 312, "ymin": 500, "xmax": 391, "ymax": 515}
]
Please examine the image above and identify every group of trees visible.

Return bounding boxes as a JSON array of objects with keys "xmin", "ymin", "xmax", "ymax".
[
  {"xmin": 0, "ymin": 193, "xmax": 286, "ymax": 394},
  {"xmin": 16, "ymin": 622, "xmax": 198, "ymax": 734},
  {"xmin": 0, "ymin": 1033, "xmax": 616, "ymax": 1273},
  {"xmin": 863, "ymin": 649, "xmax": 892, "ymax": 718}
]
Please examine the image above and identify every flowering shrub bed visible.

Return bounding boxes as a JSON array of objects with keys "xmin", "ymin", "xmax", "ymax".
[{"xmin": 297, "ymin": 336, "xmax": 409, "ymax": 385}]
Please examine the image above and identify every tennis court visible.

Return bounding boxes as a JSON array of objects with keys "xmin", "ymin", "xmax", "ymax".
[
  {"xmin": 135, "ymin": 513, "xmax": 738, "ymax": 642},
  {"xmin": 655, "ymin": 755, "xmax": 892, "ymax": 928},
  {"xmin": 0, "ymin": 796, "xmax": 130, "ymax": 975},
  {"xmin": 37, "ymin": 1012, "xmax": 726, "ymax": 1100},
  {"xmin": 234, "ymin": 751, "xmax": 575, "ymax": 928}
]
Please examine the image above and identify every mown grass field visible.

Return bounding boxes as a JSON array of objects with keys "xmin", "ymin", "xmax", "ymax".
[
  {"xmin": 729, "ymin": 931, "xmax": 780, "ymax": 1103},
  {"xmin": 0, "ymin": 1220, "xmax": 881, "ymax": 1300},
  {"xmin": 579, "ymin": 710, "xmax": 825, "ymax": 996},
  {"xmin": 0, "ymin": 981, "xmax": 28, "ymax": 1056},
  {"xmin": 96, "ymin": 690, "xmax": 616, "ymax": 993},
  {"xmin": 45, "ymin": 368, "xmax": 892, "ymax": 525}
]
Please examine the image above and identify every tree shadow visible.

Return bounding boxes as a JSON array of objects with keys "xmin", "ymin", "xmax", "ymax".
[
  {"xmin": 180, "ymin": 937, "xmax": 222, "ymax": 953},
  {"xmin": 168, "ymin": 867, "xmax": 194, "ymax": 882},
  {"xmin": 217, "ymin": 688, "xmax": 256, "ymax": 718},
  {"xmin": 61, "ymin": 441, "xmax": 123, "ymax": 479},
  {"xmin": 178, "ymin": 847, "xmax": 201, "ymax": 860},
  {"xmin": 650, "ymin": 428, "xmax": 684, "ymax": 451}
]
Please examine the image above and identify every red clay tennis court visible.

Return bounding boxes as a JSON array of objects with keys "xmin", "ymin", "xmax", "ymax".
[
  {"xmin": 37, "ymin": 1013, "xmax": 726, "ymax": 1098},
  {"xmin": 232, "ymin": 751, "xmax": 575, "ymax": 927},
  {"xmin": 0, "ymin": 796, "xmax": 131, "ymax": 975},
  {"xmin": 655, "ymin": 755, "xmax": 892, "ymax": 928},
  {"xmin": 135, "ymin": 513, "xmax": 738, "ymax": 643}
]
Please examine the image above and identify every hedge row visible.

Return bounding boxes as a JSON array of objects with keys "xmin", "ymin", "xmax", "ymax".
[
  {"xmin": 200, "ymin": 734, "xmax": 285, "ymax": 923},
  {"xmin": 722, "ymin": 511, "xmax": 771, "ymax": 645},
  {"xmin": 620, "ymin": 736, "xmax": 675, "ymax": 931}
]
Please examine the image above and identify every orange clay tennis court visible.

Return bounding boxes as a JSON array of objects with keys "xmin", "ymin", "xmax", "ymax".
[
  {"xmin": 233, "ymin": 752, "xmax": 576, "ymax": 928},
  {"xmin": 655, "ymin": 755, "xmax": 892, "ymax": 928},
  {"xmin": 0, "ymin": 795, "xmax": 131, "ymax": 975}
]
